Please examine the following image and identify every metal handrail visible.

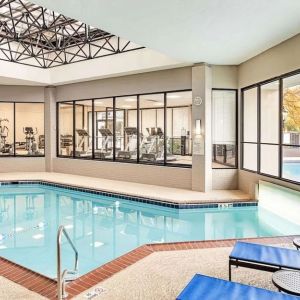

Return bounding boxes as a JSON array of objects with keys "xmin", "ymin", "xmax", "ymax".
[{"xmin": 57, "ymin": 225, "xmax": 79, "ymax": 300}]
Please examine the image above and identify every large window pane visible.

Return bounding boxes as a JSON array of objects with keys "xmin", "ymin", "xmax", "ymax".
[
  {"xmin": 243, "ymin": 88, "xmax": 257, "ymax": 143},
  {"xmin": 74, "ymin": 100, "xmax": 92, "ymax": 158},
  {"xmin": 115, "ymin": 96, "xmax": 137, "ymax": 162},
  {"xmin": 243, "ymin": 143, "xmax": 257, "ymax": 171},
  {"xmin": 15, "ymin": 103, "xmax": 44, "ymax": 156},
  {"xmin": 261, "ymin": 81, "xmax": 279, "ymax": 143},
  {"xmin": 166, "ymin": 91, "xmax": 192, "ymax": 165},
  {"xmin": 0, "ymin": 103, "xmax": 14, "ymax": 156},
  {"xmin": 282, "ymin": 146, "xmax": 300, "ymax": 182},
  {"xmin": 283, "ymin": 74, "xmax": 300, "ymax": 145},
  {"xmin": 260, "ymin": 144, "xmax": 279, "ymax": 176},
  {"xmin": 94, "ymin": 98, "xmax": 113, "ymax": 160},
  {"xmin": 139, "ymin": 94, "xmax": 164, "ymax": 164},
  {"xmin": 212, "ymin": 90, "xmax": 237, "ymax": 168},
  {"xmin": 58, "ymin": 102, "xmax": 73, "ymax": 157}
]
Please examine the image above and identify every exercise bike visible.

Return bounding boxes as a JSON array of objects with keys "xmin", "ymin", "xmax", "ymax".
[
  {"xmin": 23, "ymin": 127, "xmax": 38, "ymax": 155},
  {"xmin": 0, "ymin": 118, "xmax": 11, "ymax": 154}
]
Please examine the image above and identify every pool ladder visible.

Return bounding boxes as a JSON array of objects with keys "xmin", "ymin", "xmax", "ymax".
[{"xmin": 57, "ymin": 225, "xmax": 79, "ymax": 300}]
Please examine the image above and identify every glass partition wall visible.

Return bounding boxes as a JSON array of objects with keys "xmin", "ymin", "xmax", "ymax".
[
  {"xmin": 241, "ymin": 70, "xmax": 300, "ymax": 184},
  {"xmin": 212, "ymin": 89, "xmax": 237, "ymax": 168},
  {"xmin": 58, "ymin": 102, "xmax": 73, "ymax": 157},
  {"xmin": 57, "ymin": 90, "xmax": 193, "ymax": 167},
  {"xmin": 0, "ymin": 102, "xmax": 44, "ymax": 157},
  {"xmin": 0, "ymin": 103, "xmax": 14, "ymax": 156},
  {"xmin": 282, "ymin": 73, "xmax": 300, "ymax": 182},
  {"xmin": 93, "ymin": 98, "xmax": 114, "ymax": 160}
]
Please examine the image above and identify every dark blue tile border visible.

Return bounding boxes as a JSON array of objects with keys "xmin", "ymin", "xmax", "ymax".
[{"xmin": 0, "ymin": 180, "xmax": 258, "ymax": 209}]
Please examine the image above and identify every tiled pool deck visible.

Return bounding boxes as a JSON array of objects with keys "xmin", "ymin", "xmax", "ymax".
[
  {"xmin": 0, "ymin": 235, "xmax": 296, "ymax": 299},
  {"xmin": 0, "ymin": 172, "xmax": 251, "ymax": 205}
]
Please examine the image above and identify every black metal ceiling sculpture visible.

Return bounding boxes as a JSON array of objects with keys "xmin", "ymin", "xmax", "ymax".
[{"xmin": 0, "ymin": 0, "xmax": 144, "ymax": 68}]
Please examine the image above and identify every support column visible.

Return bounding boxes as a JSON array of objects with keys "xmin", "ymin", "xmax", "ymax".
[
  {"xmin": 44, "ymin": 87, "xmax": 57, "ymax": 172},
  {"xmin": 192, "ymin": 64, "xmax": 212, "ymax": 192}
]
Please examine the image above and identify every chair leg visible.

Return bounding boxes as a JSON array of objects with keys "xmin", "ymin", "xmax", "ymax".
[{"xmin": 229, "ymin": 261, "xmax": 232, "ymax": 281}]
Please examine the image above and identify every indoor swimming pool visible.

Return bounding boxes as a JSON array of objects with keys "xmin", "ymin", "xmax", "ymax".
[{"xmin": 0, "ymin": 183, "xmax": 299, "ymax": 278}]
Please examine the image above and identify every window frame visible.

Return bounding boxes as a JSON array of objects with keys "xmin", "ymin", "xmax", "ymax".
[
  {"xmin": 0, "ymin": 101, "xmax": 45, "ymax": 157},
  {"xmin": 241, "ymin": 68, "xmax": 300, "ymax": 185},
  {"xmin": 212, "ymin": 88, "xmax": 238, "ymax": 170},
  {"xmin": 56, "ymin": 89, "xmax": 193, "ymax": 168}
]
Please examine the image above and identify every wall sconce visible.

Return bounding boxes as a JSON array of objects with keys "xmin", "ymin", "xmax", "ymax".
[{"xmin": 195, "ymin": 119, "xmax": 201, "ymax": 136}]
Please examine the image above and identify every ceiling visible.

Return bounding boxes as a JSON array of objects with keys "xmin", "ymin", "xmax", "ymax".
[{"xmin": 31, "ymin": 0, "xmax": 300, "ymax": 65}]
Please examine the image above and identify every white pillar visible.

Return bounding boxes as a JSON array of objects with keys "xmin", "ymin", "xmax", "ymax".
[
  {"xmin": 192, "ymin": 64, "xmax": 212, "ymax": 192},
  {"xmin": 44, "ymin": 87, "xmax": 56, "ymax": 172}
]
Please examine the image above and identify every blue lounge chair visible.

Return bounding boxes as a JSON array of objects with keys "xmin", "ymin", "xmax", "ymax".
[
  {"xmin": 177, "ymin": 274, "xmax": 300, "ymax": 300},
  {"xmin": 229, "ymin": 241, "xmax": 300, "ymax": 280}
]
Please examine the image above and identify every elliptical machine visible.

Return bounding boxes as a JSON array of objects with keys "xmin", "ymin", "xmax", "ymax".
[
  {"xmin": 23, "ymin": 127, "xmax": 38, "ymax": 155},
  {"xmin": 0, "ymin": 118, "xmax": 10, "ymax": 154}
]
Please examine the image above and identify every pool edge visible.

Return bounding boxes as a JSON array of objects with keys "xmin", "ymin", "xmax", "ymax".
[
  {"xmin": 0, "ymin": 179, "xmax": 257, "ymax": 209},
  {"xmin": 0, "ymin": 235, "xmax": 297, "ymax": 299}
]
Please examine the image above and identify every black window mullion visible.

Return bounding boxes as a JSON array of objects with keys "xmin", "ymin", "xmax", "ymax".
[
  {"xmin": 137, "ymin": 95, "xmax": 140, "ymax": 163},
  {"xmin": 257, "ymin": 86, "xmax": 261, "ymax": 173},
  {"xmin": 92, "ymin": 99, "xmax": 95, "ymax": 159},
  {"xmin": 113, "ymin": 97, "xmax": 116, "ymax": 161},
  {"xmin": 279, "ymin": 78, "xmax": 283, "ymax": 178},
  {"xmin": 13, "ymin": 102, "xmax": 16, "ymax": 157},
  {"xmin": 72, "ymin": 101, "xmax": 75, "ymax": 158},
  {"xmin": 240, "ymin": 90, "xmax": 244, "ymax": 169},
  {"xmin": 56, "ymin": 102, "xmax": 59, "ymax": 157},
  {"xmin": 164, "ymin": 93, "xmax": 167, "ymax": 165},
  {"xmin": 234, "ymin": 90, "xmax": 238, "ymax": 169}
]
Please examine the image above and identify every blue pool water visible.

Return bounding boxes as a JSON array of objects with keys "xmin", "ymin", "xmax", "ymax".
[
  {"xmin": 0, "ymin": 183, "xmax": 299, "ymax": 278},
  {"xmin": 283, "ymin": 162, "xmax": 300, "ymax": 182}
]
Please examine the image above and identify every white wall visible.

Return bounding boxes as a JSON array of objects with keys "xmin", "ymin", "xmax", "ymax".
[
  {"xmin": 0, "ymin": 157, "xmax": 45, "ymax": 172},
  {"xmin": 53, "ymin": 158, "xmax": 192, "ymax": 189},
  {"xmin": 212, "ymin": 65, "xmax": 238, "ymax": 89},
  {"xmin": 0, "ymin": 86, "xmax": 44, "ymax": 102},
  {"xmin": 56, "ymin": 67, "xmax": 192, "ymax": 101},
  {"xmin": 239, "ymin": 34, "xmax": 300, "ymax": 88}
]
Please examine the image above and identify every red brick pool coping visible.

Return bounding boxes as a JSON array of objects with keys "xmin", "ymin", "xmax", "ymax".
[{"xmin": 0, "ymin": 235, "xmax": 297, "ymax": 299}]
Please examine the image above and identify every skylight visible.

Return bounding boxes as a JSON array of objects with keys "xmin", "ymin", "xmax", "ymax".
[{"xmin": 0, "ymin": 0, "xmax": 143, "ymax": 68}]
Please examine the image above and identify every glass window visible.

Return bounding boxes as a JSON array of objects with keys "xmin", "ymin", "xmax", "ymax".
[
  {"xmin": 0, "ymin": 102, "xmax": 14, "ymax": 156},
  {"xmin": 15, "ymin": 103, "xmax": 44, "ymax": 156},
  {"xmin": 93, "ymin": 98, "xmax": 113, "ymax": 160},
  {"xmin": 242, "ymin": 87, "xmax": 258, "ymax": 172},
  {"xmin": 243, "ymin": 88, "xmax": 258, "ymax": 143},
  {"xmin": 242, "ymin": 72, "xmax": 300, "ymax": 183},
  {"xmin": 260, "ymin": 144, "xmax": 279, "ymax": 176},
  {"xmin": 115, "ymin": 96, "xmax": 138, "ymax": 162},
  {"xmin": 283, "ymin": 74, "xmax": 300, "ymax": 146},
  {"xmin": 74, "ymin": 100, "xmax": 92, "ymax": 158},
  {"xmin": 212, "ymin": 90, "xmax": 237, "ymax": 168},
  {"xmin": 261, "ymin": 81, "xmax": 279, "ymax": 144},
  {"xmin": 166, "ymin": 91, "xmax": 192, "ymax": 166},
  {"xmin": 56, "ymin": 90, "xmax": 193, "ymax": 168},
  {"xmin": 282, "ymin": 73, "xmax": 300, "ymax": 182},
  {"xmin": 243, "ymin": 143, "xmax": 257, "ymax": 171},
  {"xmin": 58, "ymin": 102, "xmax": 73, "ymax": 157},
  {"xmin": 139, "ymin": 94, "xmax": 165, "ymax": 164},
  {"xmin": 282, "ymin": 146, "xmax": 300, "ymax": 182}
]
